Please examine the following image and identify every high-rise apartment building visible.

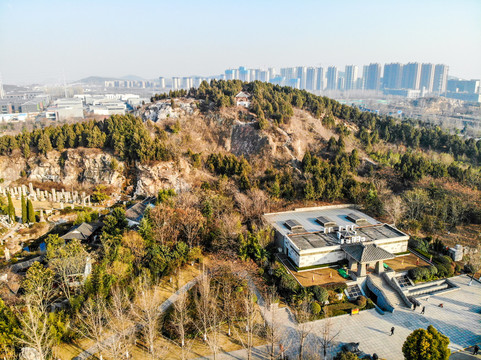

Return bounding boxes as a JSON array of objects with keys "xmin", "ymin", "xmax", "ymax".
[
  {"xmin": 305, "ymin": 67, "xmax": 317, "ymax": 91},
  {"xmin": 365, "ymin": 63, "xmax": 382, "ymax": 91},
  {"xmin": 382, "ymin": 63, "xmax": 403, "ymax": 89},
  {"xmin": 326, "ymin": 66, "xmax": 338, "ymax": 90},
  {"xmin": 238, "ymin": 67, "xmax": 249, "ymax": 82},
  {"xmin": 296, "ymin": 66, "xmax": 307, "ymax": 89},
  {"xmin": 420, "ymin": 63, "xmax": 435, "ymax": 93},
  {"xmin": 158, "ymin": 77, "xmax": 166, "ymax": 89},
  {"xmin": 172, "ymin": 77, "xmax": 181, "ymax": 90},
  {"xmin": 433, "ymin": 64, "xmax": 449, "ymax": 94},
  {"xmin": 401, "ymin": 62, "xmax": 421, "ymax": 90},
  {"xmin": 316, "ymin": 67, "xmax": 324, "ymax": 91},
  {"xmin": 344, "ymin": 65, "xmax": 358, "ymax": 91}
]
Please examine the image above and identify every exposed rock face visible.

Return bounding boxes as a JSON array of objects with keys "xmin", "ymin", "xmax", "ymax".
[
  {"xmin": 0, "ymin": 154, "xmax": 26, "ymax": 186},
  {"xmin": 142, "ymin": 100, "xmax": 196, "ymax": 122},
  {"xmin": 0, "ymin": 149, "xmax": 124, "ymax": 188},
  {"xmin": 229, "ymin": 121, "xmax": 271, "ymax": 157},
  {"xmin": 134, "ymin": 159, "xmax": 191, "ymax": 196}
]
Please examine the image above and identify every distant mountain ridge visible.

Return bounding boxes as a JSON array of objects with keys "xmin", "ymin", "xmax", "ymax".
[{"xmin": 76, "ymin": 75, "xmax": 148, "ymax": 84}]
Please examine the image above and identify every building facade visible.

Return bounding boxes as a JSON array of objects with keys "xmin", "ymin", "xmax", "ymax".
[{"xmin": 264, "ymin": 205, "xmax": 409, "ymax": 269}]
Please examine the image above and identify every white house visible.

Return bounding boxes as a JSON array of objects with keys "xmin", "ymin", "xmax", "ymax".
[{"xmin": 235, "ymin": 91, "xmax": 251, "ymax": 108}]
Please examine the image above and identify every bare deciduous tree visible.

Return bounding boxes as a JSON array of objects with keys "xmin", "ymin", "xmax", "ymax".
[
  {"xmin": 76, "ymin": 295, "xmax": 107, "ymax": 357},
  {"xmin": 150, "ymin": 204, "xmax": 181, "ymax": 245},
  {"xmin": 194, "ymin": 273, "xmax": 222, "ymax": 360},
  {"xmin": 235, "ymin": 188, "xmax": 269, "ymax": 224},
  {"xmin": 265, "ymin": 286, "xmax": 282, "ymax": 360},
  {"xmin": 384, "ymin": 194, "xmax": 405, "ymax": 226},
  {"xmin": 294, "ymin": 300, "xmax": 314, "ymax": 360},
  {"xmin": 131, "ymin": 276, "xmax": 165, "ymax": 359},
  {"xmin": 235, "ymin": 286, "xmax": 258, "ymax": 360},
  {"xmin": 103, "ymin": 287, "xmax": 135, "ymax": 359},
  {"xmin": 178, "ymin": 208, "xmax": 205, "ymax": 248},
  {"xmin": 16, "ymin": 298, "xmax": 56, "ymax": 360},
  {"xmin": 316, "ymin": 309, "xmax": 340, "ymax": 360},
  {"xmin": 172, "ymin": 291, "xmax": 190, "ymax": 360}
]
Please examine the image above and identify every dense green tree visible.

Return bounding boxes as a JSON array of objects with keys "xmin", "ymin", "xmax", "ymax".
[
  {"xmin": 27, "ymin": 198, "xmax": 35, "ymax": 223},
  {"xmin": 7, "ymin": 192, "xmax": 15, "ymax": 222},
  {"xmin": 21, "ymin": 194, "xmax": 27, "ymax": 224},
  {"xmin": 0, "ymin": 299, "xmax": 20, "ymax": 358},
  {"xmin": 402, "ymin": 325, "xmax": 450, "ymax": 360}
]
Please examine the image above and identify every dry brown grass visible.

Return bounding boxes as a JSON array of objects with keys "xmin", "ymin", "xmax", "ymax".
[
  {"xmin": 290, "ymin": 267, "xmax": 348, "ymax": 287},
  {"xmin": 385, "ymin": 254, "xmax": 430, "ymax": 272}
]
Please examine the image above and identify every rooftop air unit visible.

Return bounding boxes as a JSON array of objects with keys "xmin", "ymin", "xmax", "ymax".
[
  {"xmin": 316, "ymin": 216, "xmax": 337, "ymax": 228},
  {"xmin": 346, "ymin": 212, "xmax": 369, "ymax": 225},
  {"xmin": 284, "ymin": 219, "xmax": 305, "ymax": 232}
]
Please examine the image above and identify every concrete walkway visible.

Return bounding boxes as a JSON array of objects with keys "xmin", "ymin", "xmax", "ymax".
[{"xmin": 73, "ymin": 275, "xmax": 201, "ymax": 360}]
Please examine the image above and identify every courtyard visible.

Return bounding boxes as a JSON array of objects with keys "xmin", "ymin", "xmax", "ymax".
[
  {"xmin": 206, "ymin": 275, "xmax": 481, "ymax": 360},
  {"xmin": 384, "ymin": 253, "xmax": 430, "ymax": 272}
]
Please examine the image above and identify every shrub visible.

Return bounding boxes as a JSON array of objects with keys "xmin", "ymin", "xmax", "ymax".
[
  {"xmin": 436, "ymin": 255, "xmax": 453, "ymax": 265},
  {"xmin": 428, "ymin": 266, "xmax": 438, "ymax": 278},
  {"xmin": 323, "ymin": 282, "xmax": 348, "ymax": 293},
  {"xmin": 311, "ymin": 302, "xmax": 322, "ymax": 315},
  {"xmin": 408, "ymin": 268, "xmax": 422, "ymax": 281},
  {"xmin": 311, "ymin": 286, "xmax": 329, "ymax": 303},
  {"xmin": 356, "ymin": 296, "xmax": 367, "ymax": 308},
  {"xmin": 435, "ymin": 263, "xmax": 453, "ymax": 278},
  {"xmin": 419, "ymin": 267, "xmax": 430, "ymax": 280}
]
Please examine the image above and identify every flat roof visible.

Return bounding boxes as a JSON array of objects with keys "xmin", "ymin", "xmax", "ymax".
[
  {"xmin": 264, "ymin": 206, "xmax": 408, "ymax": 252},
  {"xmin": 264, "ymin": 206, "xmax": 380, "ymax": 238}
]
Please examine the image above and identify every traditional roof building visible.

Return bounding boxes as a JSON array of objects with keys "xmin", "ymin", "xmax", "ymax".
[
  {"xmin": 61, "ymin": 222, "xmax": 101, "ymax": 241},
  {"xmin": 235, "ymin": 91, "xmax": 251, "ymax": 108}
]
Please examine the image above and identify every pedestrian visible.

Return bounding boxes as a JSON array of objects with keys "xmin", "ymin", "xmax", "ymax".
[
  {"xmin": 390, "ymin": 327, "xmax": 395, "ymax": 336},
  {"xmin": 474, "ymin": 345, "xmax": 479, "ymax": 355},
  {"xmin": 421, "ymin": 306, "xmax": 425, "ymax": 315},
  {"xmin": 413, "ymin": 303, "xmax": 417, "ymax": 311}
]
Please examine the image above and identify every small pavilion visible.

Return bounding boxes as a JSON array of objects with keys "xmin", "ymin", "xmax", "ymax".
[{"xmin": 343, "ymin": 243, "xmax": 394, "ymax": 277}]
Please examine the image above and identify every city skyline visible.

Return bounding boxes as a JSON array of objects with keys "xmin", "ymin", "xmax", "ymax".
[{"xmin": 0, "ymin": 0, "xmax": 480, "ymax": 84}]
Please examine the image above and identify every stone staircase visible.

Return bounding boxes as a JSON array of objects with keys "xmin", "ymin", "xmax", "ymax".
[{"xmin": 369, "ymin": 273, "xmax": 407, "ymax": 308}]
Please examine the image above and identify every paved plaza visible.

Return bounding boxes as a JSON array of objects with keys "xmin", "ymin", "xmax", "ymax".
[{"xmin": 199, "ymin": 275, "xmax": 481, "ymax": 360}]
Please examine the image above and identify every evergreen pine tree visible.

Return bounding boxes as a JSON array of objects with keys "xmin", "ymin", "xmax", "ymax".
[
  {"xmin": 27, "ymin": 199, "xmax": 35, "ymax": 224},
  {"xmin": 7, "ymin": 193, "xmax": 15, "ymax": 223},
  {"xmin": 21, "ymin": 194, "xmax": 27, "ymax": 224}
]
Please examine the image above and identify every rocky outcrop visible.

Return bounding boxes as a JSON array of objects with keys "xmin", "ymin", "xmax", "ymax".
[
  {"xmin": 134, "ymin": 159, "xmax": 191, "ymax": 196},
  {"xmin": 229, "ymin": 121, "xmax": 272, "ymax": 158},
  {"xmin": 0, "ymin": 149, "xmax": 125, "ymax": 188},
  {"xmin": 142, "ymin": 100, "xmax": 196, "ymax": 122},
  {"xmin": 0, "ymin": 154, "xmax": 26, "ymax": 185}
]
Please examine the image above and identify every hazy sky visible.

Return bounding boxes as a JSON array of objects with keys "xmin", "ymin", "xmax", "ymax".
[{"xmin": 1, "ymin": 0, "xmax": 480, "ymax": 84}]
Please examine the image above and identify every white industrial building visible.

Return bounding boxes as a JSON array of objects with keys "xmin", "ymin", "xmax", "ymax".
[{"xmin": 264, "ymin": 205, "xmax": 409, "ymax": 277}]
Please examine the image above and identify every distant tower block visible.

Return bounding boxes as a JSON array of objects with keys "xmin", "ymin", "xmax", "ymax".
[{"xmin": 29, "ymin": 183, "xmax": 34, "ymax": 195}]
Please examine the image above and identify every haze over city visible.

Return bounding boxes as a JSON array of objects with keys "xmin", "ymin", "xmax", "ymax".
[{"xmin": 1, "ymin": 0, "xmax": 480, "ymax": 84}]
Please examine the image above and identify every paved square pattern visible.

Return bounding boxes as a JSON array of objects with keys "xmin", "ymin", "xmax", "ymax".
[{"xmin": 307, "ymin": 275, "xmax": 481, "ymax": 359}]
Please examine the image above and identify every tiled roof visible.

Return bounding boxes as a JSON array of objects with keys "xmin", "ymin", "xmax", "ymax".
[
  {"xmin": 61, "ymin": 222, "xmax": 100, "ymax": 241},
  {"xmin": 343, "ymin": 243, "xmax": 394, "ymax": 263},
  {"xmin": 125, "ymin": 202, "xmax": 149, "ymax": 222},
  {"xmin": 235, "ymin": 91, "xmax": 250, "ymax": 98}
]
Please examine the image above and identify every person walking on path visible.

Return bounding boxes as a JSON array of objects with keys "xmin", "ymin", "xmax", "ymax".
[
  {"xmin": 421, "ymin": 306, "xmax": 425, "ymax": 314},
  {"xmin": 413, "ymin": 303, "xmax": 417, "ymax": 311},
  {"xmin": 473, "ymin": 345, "xmax": 479, "ymax": 355},
  {"xmin": 390, "ymin": 327, "xmax": 395, "ymax": 336}
]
